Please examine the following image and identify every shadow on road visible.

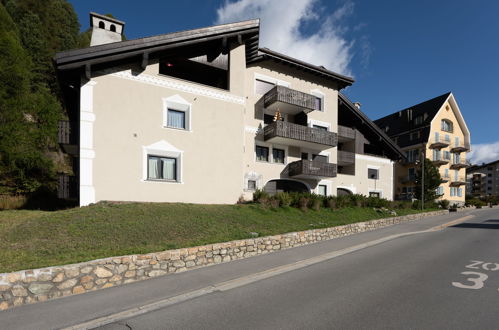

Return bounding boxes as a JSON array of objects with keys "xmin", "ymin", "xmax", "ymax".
[{"xmin": 451, "ymin": 219, "xmax": 499, "ymax": 230}]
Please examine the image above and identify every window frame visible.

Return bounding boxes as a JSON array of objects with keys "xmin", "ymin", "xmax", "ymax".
[
  {"xmin": 163, "ymin": 95, "xmax": 192, "ymax": 132},
  {"xmin": 311, "ymin": 89, "xmax": 325, "ymax": 112},
  {"xmin": 166, "ymin": 108, "xmax": 186, "ymax": 130},
  {"xmin": 368, "ymin": 168, "xmax": 379, "ymax": 180},
  {"xmin": 147, "ymin": 155, "xmax": 177, "ymax": 181},
  {"xmin": 441, "ymin": 119, "xmax": 453, "ymax": 132},
  {"xmin": 256, "ymin": 145, "xmax": 270, "ymax": 162},
  {"xmin": 142, "ymin": 140, "xmax": 183, "ymax": 184},
  {"xmin": 272, "ymin": 148, "xmax": 285, "ymax": 164}
]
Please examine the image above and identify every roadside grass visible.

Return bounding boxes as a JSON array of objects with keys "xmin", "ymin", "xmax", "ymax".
[{"xmin": 0, "ymin": 202, "xmax": 437, "ymax": 273}]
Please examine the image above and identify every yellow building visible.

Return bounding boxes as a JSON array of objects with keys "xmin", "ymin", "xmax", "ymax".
[{"xmin": 374, "ymin": 93, "xmax": 470, "ymax": 206}]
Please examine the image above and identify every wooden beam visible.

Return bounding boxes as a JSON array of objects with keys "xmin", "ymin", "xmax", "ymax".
[
  {"xmin": 85, "ymin": 64, "xmax": 91, "ymax": 80},
  {"xmin": 237, "ymin": 34, "xmax": 243, "ymax": 45},
  {"xmin": 141, "ymin": 52, "xmax": 149, "ymax": 69}
]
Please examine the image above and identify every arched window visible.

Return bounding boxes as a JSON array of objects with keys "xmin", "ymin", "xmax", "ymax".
[
  {"xmin": 441, "ymin": 119, "xmax": 453, "ymax": 132},
  {"xmin": 110, "ymin": 24, "xmax": 116, "ymax": 32},
  {"xmin": 98, "ymin": 21, "xmax": 105, "ymax": 29}
]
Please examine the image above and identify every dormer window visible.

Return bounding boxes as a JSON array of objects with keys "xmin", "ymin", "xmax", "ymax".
[
  {"xmin": 441, "ymin": 119, "xmax": 453, "ymax": 132},
  {"xmin": 98, "ymin": 21, "xmax": 105, "ymax": 29}
]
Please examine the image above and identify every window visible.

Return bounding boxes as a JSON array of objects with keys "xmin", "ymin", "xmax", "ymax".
[
  {"xmin": 450, "ymin": 187, "xmax": 455, "ymax": 196},
  {"xmin": 148, "ymin": 156, "xmax": 176, "ymax": 181},
  {"xmin": 488, "ymin": 173, "xmax": 492, "ymax": 177},
  {"xmin": 369, "ymin": 192, "xmax": 381, "ymax": 198},
  {"xmin": 444, "ymin": 168, "xmax": 449, "ymax": 178},
  {"xmin": 248, "ymin": 180, "xmax": 257, "ymax": 190},
  {"xmin": 444, "ymin": 151, "xmax": 451, "ymax": 160},
  {"xmin": 263, "ymin": 114, "xmax": 274, "ymax": 125},
  {"xmin": 455, "ymin": 136, "xmax": 460, "ymax": 147},
  {"xmin": 255, "ymin": 79, "xmax": 275, "ymax": 95},
  {"xmin": 441, "ymin": 119, "xmax": 453, "ymax": 132},
  {"xmin": 110, "ymin": 24, "xmax": 116, "ymax": 32},
  {"xmin": 256, "ymin": 146, "xmax": 269, "ymax": 162},
  {"xmin": 457, "ymin": 188, "xmax": 463, "ymax": 197},
  {"xmin": 436, "ymin": 186, "xmax": 444, "ymax": 195},
  {"xmin": 311, "ymin": 90, "xmax": 325, "ymax": 111},
  {"xmin": 433, "ymin": 149, "xmax": 441, "ymax": 161},
  {"xmin": 368, "ymin": 168, "xmax": 379, "ymax": 180},
  {"xmin": 273, "ymin": 148, "xmax": 285, "ymax": 164},
  {"xmin": 444, "ymin": 134, "xmax": 450, "ymax": 143},
  {"xmin": 312, "ymin": 124, "xmax": 328, "ymax": 131},
  {"xmin": 167, "ymin": 109, "xmax": 185, "ymax": 129},
  {"xmin": 163, "ymin": 95, "xmax": 192, "ymax": 131},
  {"xmin": 314, "ymin": 97, "xmax": 322, "ymax": 111},
  {"xmin": 414, "ymin": 116, "xmax": 423, "ymax": 125},
  {"xmin": 408, "ymin": 168, "xmax": 416, "ymax": 180},
  {"xmin": 434, "ymin": 131, "xmax": 440, "ymax": 142},
  {"xmin": 318, "ymin": 185, "xmax": 327, "ymax": 196},
  {"xmin": 98, "ymin": 21, "xmax": 105, "ymax": 29},
  {"xmin": 406, "ymin": 149, "xmax": 420, "ymax": 162}
]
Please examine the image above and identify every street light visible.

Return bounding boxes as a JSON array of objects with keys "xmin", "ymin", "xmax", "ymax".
[{"xmin": 415, "ymin": 153, "xmax": 425, "ymax": 211}]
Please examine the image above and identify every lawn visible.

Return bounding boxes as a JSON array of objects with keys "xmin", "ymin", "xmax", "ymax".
[{"xmin": 0, "ymin": 202, "xmax": 435, "ymax": 273}]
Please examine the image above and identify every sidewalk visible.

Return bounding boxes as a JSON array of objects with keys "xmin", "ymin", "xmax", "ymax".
[{"xmin": 0, "ymin": 209, "xmax": 476, "ymax": 330}]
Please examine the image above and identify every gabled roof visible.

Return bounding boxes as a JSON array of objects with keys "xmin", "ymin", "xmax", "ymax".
[
  {"xmin": 249, "ymin": 48, "xmax": 354, "ymax": 89},
  {"xmin": 374, "ymin": 92, "xmax": 451, "ymax": 138},
  {"xmin": 54, "ymin": 19, "xmax": 260, "ymax": 71},
  {"xmin": 339, "ymin": 93, "xmax": 405, "ymax": 160}
]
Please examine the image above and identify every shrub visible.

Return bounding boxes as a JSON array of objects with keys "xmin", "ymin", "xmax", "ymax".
[
  {"xmin": 253, "ymin": 189, "xmax": 269, "ymax": 203},
  {"xmin": 298, "ymin": 196, "xmax": 310, "ymax": 211},
  {"xmin": 275, "ymin": 192, "xmax": 292, "ymax": 207},
  {"xmin": 438, "ymin": 199, "xmax": 450, "ymax": 209}
]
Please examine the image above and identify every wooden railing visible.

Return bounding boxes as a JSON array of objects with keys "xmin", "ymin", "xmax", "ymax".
[
  {"xmin": 288, "ymin": 160, "xmax": 337, "ymax": 178},
  {"xmin": 264, "ymin": 85, "xmax": 316, "ymax": 111},
  {"xmin": 264, "ymin": 121, "xmax": 337, "ymax": 147},
  {"xmin": 58, "ymin": 174, "xmax": 77, "ymax": 199},
  {"xmin": 338, "ymin": 125, "xmax": 356, "ymax": 140},
  {"xmin": 337, "ymin": 150, "xmax": 355, "ymax": 164}
]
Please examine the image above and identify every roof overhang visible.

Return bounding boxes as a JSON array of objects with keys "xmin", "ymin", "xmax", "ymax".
[
  {"xmin": 339, "ymin": 93, "xmax": 405, "ymax": 160},
  {"xmin": 249, "ymin": 48, "xmax": 354, "ymax": 90},
  {"xmin": 54, "ymin": 19, "xmax": 260, "ymax": 74},
  {"xmin": 446, "ymin": 93, "xmax": 471, "ymax": 151}
]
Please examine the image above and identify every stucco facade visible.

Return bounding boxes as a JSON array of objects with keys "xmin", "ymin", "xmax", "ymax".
[{"xmin": 56, "ymin": 17, "xmax": 402, "ymax": 206}]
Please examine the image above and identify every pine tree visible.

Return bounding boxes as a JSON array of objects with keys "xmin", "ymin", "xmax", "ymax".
[{"xmin": 414, "ymin": 158, "xmax": 442, "ymax": 203}]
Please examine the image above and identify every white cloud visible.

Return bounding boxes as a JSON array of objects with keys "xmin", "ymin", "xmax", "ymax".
[
  {"xmin": 468, "ymin": 141, "xmax": 499, "ymax": 165},
  {"xmin": 216, "ymin": 0, "xmax": 356, "ymax": 76}
]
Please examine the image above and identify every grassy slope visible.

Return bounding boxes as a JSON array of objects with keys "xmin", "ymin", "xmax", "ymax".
[{"xmin": 0, "ymin": 202, "xmax": 435, "ymax": 273}]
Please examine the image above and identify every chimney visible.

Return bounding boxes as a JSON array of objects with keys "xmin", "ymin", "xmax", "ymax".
[
  {"xmin": 90, "ymin": 12, "xmax": 125, "ymax": 46},
  {"xmin": 353, "ymin": 102, "xmax": 361, "ymax": 109}
]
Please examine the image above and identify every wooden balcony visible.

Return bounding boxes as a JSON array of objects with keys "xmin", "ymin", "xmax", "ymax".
[
  {"xmin": 450, "ymin": 159, "xmax": 468, "ymax": 169},
  {"xmin": 450, "ymin": 176, "xmax": 466, "ymax": 186},
  {"xmin": 288, "ymin": 160, "xmax": 337, "ymax": 179},
  {"xmin": 338, "ymin": 125, "xmax": 356, "ymax": 141},
  {"xmin": 337, "ymin": 150, "xmax": 355, "ymax": 166},
  {"xmin": 399, "ymin": 175, "xmax": 417, "ymax": 184},
  {"xmin": 264, "ymin": 85, "xmax": 316, "ymax": 115},
  {"xmin": 264, "ymin": 121, "xmax": 337, "ymax": 150},
  {"xmin": 58, "ymin": 120, "xmax": 78, "ymax": 155},
  {"xmin": 58, "ymin": 174, "xmax": 77, "ymax": 199},
  {"xmin": 428, "ymin": 137, "xmax": 450, "ymax": 149}
]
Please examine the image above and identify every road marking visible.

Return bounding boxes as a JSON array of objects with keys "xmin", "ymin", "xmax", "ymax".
[
  {"xmin": 63, "ymin": 214, "xmax": 475, "ymax": 330},
  {"xmin": 429, "ymin": 215, "xmax": 474, "ymax": 231}
]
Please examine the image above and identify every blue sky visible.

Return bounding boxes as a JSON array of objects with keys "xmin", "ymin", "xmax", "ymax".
[{"xmin": 69, "ymin": 0, "xmax": 499, "ymax": 164}]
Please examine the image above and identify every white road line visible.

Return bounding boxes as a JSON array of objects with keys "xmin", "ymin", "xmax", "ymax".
[{"xmin": 62, "ymin": 214, "xmax": 475, "ymax": 330}]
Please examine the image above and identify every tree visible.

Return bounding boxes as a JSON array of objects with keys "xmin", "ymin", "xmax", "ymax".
[{"xmin": 414, "ymin": 158, "xmax": 442, "ymax": 203}]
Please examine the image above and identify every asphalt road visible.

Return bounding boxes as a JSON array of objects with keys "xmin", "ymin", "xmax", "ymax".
[
  {"xmin": 1, "ymin": 208, "xmax": 498, "ymax": 329},
  {"xmin": 99, "ymin": 208, "xmax": 499, "ymax": 330}
]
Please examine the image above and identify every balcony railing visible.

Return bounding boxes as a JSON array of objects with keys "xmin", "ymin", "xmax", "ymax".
[
  {"xmin": 450, "ymin": 159, "xmax": 468, "ymax": 169},
  {"xmin": 450, "ymin": 176, "xmax": 466, "ymax": 186},
  {"xmin": 264, "ymin": 85, "xmax": 316, "ymax": 115},
  {"xmin": 400, "ymin": 175, "xmax": 417, "ymax": 184},
  {"xmin": 432, "ymin": 155, "xmax": 450, "ymax": 166},
  {"xmin": 264, "ymin": 121, "xmax": 337, "ymax": 149},
  {"xmin": 58, "ymin": 120, "xmax": 78, "ymax": 155},
  {"xmin": 58, "ymin": 174, "xmax": 77, "ymax": 199},
  {"xmin": 450, "ymin": 143, "xmax": 470, "ymax": 153},
  {"xmin": 428, "ymin": 136, "xmax": 450, "ymax": 149},
  {"xmin": 338, "ymin": 125, "xmax": 356, "ymax": 140},
  {"xmin": 288, "ymin": 160, "xmax": 337, "ymax": 179},
  {"xmin": 337, "ymin": 150, "xmax": 355, "ymax": 165}
]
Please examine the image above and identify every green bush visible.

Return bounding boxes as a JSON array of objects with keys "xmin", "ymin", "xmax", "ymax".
[
  {"xmin": 275, "ymin": 192, "xmax": 292, "ymax": 207},
  {"xmin": 253, "ymin": 189, "xmax": 269, "ymax": 203},
  {"xmin": 438, "ymin": 199, "xmax": 450, "ymax": 209}
]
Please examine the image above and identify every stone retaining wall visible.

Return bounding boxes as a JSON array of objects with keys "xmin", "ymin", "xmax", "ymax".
[{"xmin": 0, "ymin": 210, "xmax": 447, "ymax": 310}]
